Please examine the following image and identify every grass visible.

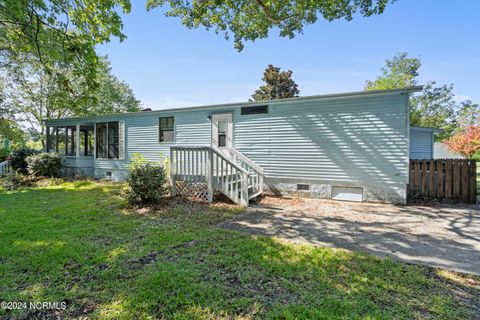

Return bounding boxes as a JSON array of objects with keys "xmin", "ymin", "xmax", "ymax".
[{"xmin": 1, "ymin": 180, "xmax": 479, "ymax": 319}]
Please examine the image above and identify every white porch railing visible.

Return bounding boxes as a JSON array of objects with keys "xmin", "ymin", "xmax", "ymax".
[
  {"xmin": 226, "ymin": 148, "xmax": 264, "ymax": 199},
  {"xmin": 0, "ymin": 160, "xmax": 11, "ymax": 175},
  {"xmin": 170, "ymin": 146, "xmax": 264, "ymax": 206}
]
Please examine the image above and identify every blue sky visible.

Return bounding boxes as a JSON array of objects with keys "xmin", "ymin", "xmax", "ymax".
[{"xmin": 97, "ymin": 0, "xmax": 480, "ymax": 109}]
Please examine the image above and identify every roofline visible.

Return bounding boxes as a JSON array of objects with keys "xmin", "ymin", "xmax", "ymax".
[
  {"xmin": 410, "ymin": 126, "xmax": 444, "ymax": 133},
  {"xmin": 45, "ymin": 86, "xmax": 423, "ymax": 124}
]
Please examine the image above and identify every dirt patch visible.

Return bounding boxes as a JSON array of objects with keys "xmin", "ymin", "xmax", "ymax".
[
  {"xmin": 128, "ymin": 240, "xmax": 202, "ymax": 270},
  {"xmin": 257, "ymin": 195, "xmax": 305, "ymax": 207}
]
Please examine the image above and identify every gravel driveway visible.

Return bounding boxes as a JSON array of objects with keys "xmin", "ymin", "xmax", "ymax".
[{"xmin": 220, "ymin": 196, "xmax": 480, "ymax": 275}]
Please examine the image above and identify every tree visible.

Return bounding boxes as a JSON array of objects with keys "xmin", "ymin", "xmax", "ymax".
[
  {"xmin": 456, "ymin": 100, "xmax": 480, "ymax": 129},
  {"xmin": 365, "ymin": 53, "xmax": 461, "ymax": 141},
  {"xmin": 146, "ymin": 0, "xmax": 394, "ymax": 50},
  {"xmin": 410, "ymin": 82, "xmax": 457, "ymax": 140},
  {"xmin": 251, "ymin": 64, "xmax": 300, "ymax": 101},
  {"xmin": 1, "ymin": 55, "xmax": 140, "ymax": 148},
  {"xmin": 0, "ymin": 0, "xmax": 130, "ymax": 86},
  {"xmin": 444, "ymin": 126, "xmax": 480, "ymax": 160},
  {"xmin": 0, "ymin": 83, "xmax": 25, "ymax": 146},
  {"xmin": 365, "ymin": 52, "xmax": 421, "ymax": 90}
]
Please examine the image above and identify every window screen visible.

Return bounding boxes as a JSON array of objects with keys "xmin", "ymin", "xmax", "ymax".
[
  {"xmin": 96, "ymin": 122, "xmax": 120, "ymax": 159},
  {"xmin": 66, "ymin": 126, "xmax": 76, "ymax": 156},
  {"xmin": 159, "ymin": 117, "xmax": 174, "ymax": 142},
  {"xmin": 241, "ymin": 105, "xmax": 268, "ymax": 115}
]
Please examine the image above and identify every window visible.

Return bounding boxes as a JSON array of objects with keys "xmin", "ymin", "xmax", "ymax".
[
  {"xmin": 241, "ymin": 105, "xmax": 268, "ymax": 115},
  {"xmin": 159, "ymin": 117, "xmax": 174, "ymax": 142},
  {"xmin": 46, "ymin": 127, "xmax": 56, "ymax": 153},
  {"xmin": 46, "ymin": 125, "xmax": 95, "ymax": 156},
  {"xmin": 217, "ymin": 119, "xmax": 227, "ymax": 147},
  {"xmin": 66, "ymin": 126, "xmax": 76, "ymax": 156},
  {"xmin": 96, "ymin": 122, "xmax": 121, "ymax": 159},
  {"xmin": 108, "ymin": 122, "xmax": 119, "ymax": 159},
  {"xmin": 96, "ymin": 123, "xmax": 108, "ymax": 158},
  {"xmin": 56, "ymin": 127, "xmax": 66, "ymax": 155},
  {"xmin": 79, "ymin": 125, "xmax": 94, "ymax": 156},
  {"xmin": 297, "ymin": 184, "xmax": 310, "ymax": 191}
]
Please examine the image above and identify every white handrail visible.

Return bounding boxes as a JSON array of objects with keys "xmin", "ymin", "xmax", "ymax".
[
  {"xmin": 227, "ymin": 148, "xmax": 264, "ymax": 174},
  {"xmin": 0, "ymin": 160, "xmax": 11, "ymax": 175}
]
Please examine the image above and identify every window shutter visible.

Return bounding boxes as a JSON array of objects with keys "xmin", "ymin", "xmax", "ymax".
[{"xmin": 119, "ymin": 121, "xmax": 125, "ymax": 160}]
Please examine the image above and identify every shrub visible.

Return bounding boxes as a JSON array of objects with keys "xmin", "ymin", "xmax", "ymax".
[
  {"xmin": 1, "ymin": 173, "xmax": 32, "ymax": 190},
  {"xmin": 0, "ymin": 148, "xmax": 9, "ymax": 162},
  {"xmin": 26, "ymin": 153, "xmax": 63, "ymax": 177},
  {"xmin": 124, "ymin": 161, "xmax": 168, "ymax": 206},
  {"xmin": 8, "ymin": 148, "xmax": 40, "ymax": 174}
]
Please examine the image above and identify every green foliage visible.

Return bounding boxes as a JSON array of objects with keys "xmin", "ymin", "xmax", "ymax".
[
  {"xmin": 147, "ymin": 0, "xmax": 393, "ymax": 51},
  {"xmin": 0, "ymin": 173, "xmax": 24, "ymax": 190},
  {"xmin": 365, "ymin": 53, "xmax": 475, "ymax": 141},
  {"xmin": 410, "ymin": 82, "xmax": 457, "ymax": 141},
  {"xmin": 0, "ymin": 0, "xmax": 130, "ymax": 87},
  {"xmin": 365, "ymin": 52, "xmax": 421, "ymax": 90},
  {"xmin": 251, "ymin": 64, "xmax": 300, "ymax": 101},
  {"xmin": 26, "ymin": 153, "xmax": 63, "ymax": 177},
  {"xmin": 0, "ymin": 148, "xmax": 9, "ymax": 162},
  {"xmin": 456, "ymin": 100, "xmax": 480, "ymax": 129},
  {"xmin": 0, "ymin": 55, "xmax": 140, "ymax": 147},
  {"xmin": 8, "ymin": 148, "xmax": 40, "ymax": 174},
  {"xmin": 124, "ymin": 160, "xmax": 169, "ymax": 206}
]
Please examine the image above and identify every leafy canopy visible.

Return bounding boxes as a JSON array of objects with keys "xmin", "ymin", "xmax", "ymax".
[
  {"xmin": 364, "ymin": 52, "xmax": 474, "ymax": 141},
  {"xmin": 365, "ymin": 52, "xmax": 421, "ymax": 90},
  {"xmin": 251, "ymin": 64, "xmax": 300, "ymax": 101},
  {"xmin": 0, "ymin": 0, "xmax": 130, "ymax": 86},
  {"xmin": 444, "ymin": 125, "xmax": 480, "ymax": 159},
  {"xmin": 1, "ymin": 55, "xmax": 140, "ymax": 147},
  {"xmin": 147, "ymin": 0, "xmax": 394, "ymax": 50}
]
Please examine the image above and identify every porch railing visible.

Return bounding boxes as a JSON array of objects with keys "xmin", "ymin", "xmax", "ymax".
[
  {"xmin": 226, "ymin": 148, "xmax": 264, "ymax": 198},
  {"xmin": 0, "ymin": 160, "xmax": 11, "ymax": 175},
  {"xmin": 170, "ymin": 146, "xmax": 264, "ymax": 206}
]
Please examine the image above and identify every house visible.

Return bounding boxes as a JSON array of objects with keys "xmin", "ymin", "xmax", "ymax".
[
  {"xmin": 434, "ymin": 142, "xmax": 465, "ymax": 159},
  {"xmin": 44, "ymin": 86, "xmax": 423, "ymax": 205},
  {"xmin": 409, "ymin": 127, "xmax": 443, "ymax": 159}
]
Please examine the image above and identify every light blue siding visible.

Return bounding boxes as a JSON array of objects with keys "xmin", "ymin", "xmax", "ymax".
[
  {"xmin": 45, "ymin": 89, "xmax": 412, "ymax": 201},
  {"xmin": 234, "ymin": 93, "xmax": 409, "ymax": 185},
  {"xmin": 409, "ymin": 129, "xmax": 433, "ymax": 159}
]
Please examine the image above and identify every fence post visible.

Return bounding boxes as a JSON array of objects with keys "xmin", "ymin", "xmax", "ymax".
[
  {"xmin": 207, "ymin": 148, "xmax": 213, "ymax": 203},
  {"xmin": 469, "ymin": 161, "xmax": 477, "ymax": 204},
  {"xmin": 170, "ymin": 148, "xmax": 176, "ymax": 197}
]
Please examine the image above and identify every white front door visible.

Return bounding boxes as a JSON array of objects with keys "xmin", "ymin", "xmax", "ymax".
[{"xmin": 211, "ymin": 113, "xmax": 233, "ymax": 149}]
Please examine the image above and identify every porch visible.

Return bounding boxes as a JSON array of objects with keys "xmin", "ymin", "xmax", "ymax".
[{"xmin": 46, "ymin": 123, "xmax": 95, "ymax": 175}]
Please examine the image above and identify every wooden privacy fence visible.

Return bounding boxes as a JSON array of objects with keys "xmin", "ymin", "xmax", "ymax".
[{"xmin": 408, "ymin": 159, "xmax": 477, "ymax": 203}]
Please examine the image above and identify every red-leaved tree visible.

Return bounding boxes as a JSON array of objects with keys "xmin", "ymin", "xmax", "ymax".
[{"xmin": 443, "ymin": 125, "xmax": 480, "ymax": 158}]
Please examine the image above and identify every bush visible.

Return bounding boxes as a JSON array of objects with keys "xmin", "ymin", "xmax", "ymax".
[
  {"xmin": 1, "ymin": 173, "xmax": 27, "ymax": 190},
  {"xmin": 0, "ymin": 148, "xmax": 9, "ymax": 162},
  {"xmin": 26, "ymin": 153, "xmax": 63, "ymax": 177},
  {"xmin": 8, "ymin": 148, "xmax": 40, "ymax": 174},
  {"xmin": 124, "ymin": 161, "xmax": 168, "ymax": 206}
]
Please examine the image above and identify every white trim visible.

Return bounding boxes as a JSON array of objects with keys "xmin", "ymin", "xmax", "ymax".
[{"xmin": 211, "ymin": 113, "xmax": 233, "ymax": 149}]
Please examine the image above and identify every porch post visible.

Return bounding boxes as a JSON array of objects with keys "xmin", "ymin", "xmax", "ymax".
[
  {"xmin": 170, "ymin": 148, "xmax": 176, "ymax": 197},
  {"xmin": 207, "ymin": 148, "xmax": 213, "ymax": 203},
  {"xmin": 75, "ymin": 124, "xmax": 80, "ymax": 157}
]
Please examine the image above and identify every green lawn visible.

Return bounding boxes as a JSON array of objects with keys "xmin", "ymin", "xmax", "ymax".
[{"xmin": 1, "ymin": 181, "xmax": 479, "ymax": 319}]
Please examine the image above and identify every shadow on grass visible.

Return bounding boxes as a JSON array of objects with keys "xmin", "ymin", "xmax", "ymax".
[{"xmin": 0, "ymin": 183, "xmax": 477, "ymax": 319}]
